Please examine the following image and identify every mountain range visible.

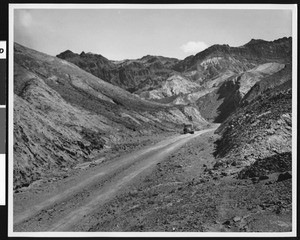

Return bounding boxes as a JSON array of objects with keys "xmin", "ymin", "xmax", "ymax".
[{"xmin": 57, "ymin": 37, "xmax": 292, "ymax": 122}]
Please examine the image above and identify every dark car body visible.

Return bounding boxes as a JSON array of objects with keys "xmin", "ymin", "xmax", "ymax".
[{"xmin": 183, "ymin": 124, "xmax": 194, "ymax": 134}]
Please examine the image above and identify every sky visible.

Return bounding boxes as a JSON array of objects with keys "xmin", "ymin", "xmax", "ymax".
[{"xmin": 14, "ymin": 7, "xmax": 292, "ymax": 60}]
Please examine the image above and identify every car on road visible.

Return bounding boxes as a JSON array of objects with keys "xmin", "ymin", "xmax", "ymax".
[{"xmin": 183, "ymin": 123, "xmax": 194, "ymax": 134}]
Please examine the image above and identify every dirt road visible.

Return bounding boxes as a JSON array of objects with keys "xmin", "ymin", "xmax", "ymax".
[
  {"xmin": 14, "ymin": 126, "xmax": 219, "ymax": 232},
  {"xmin": 77, "ymin": 129, "xmax": 292, "ymax": 233}
]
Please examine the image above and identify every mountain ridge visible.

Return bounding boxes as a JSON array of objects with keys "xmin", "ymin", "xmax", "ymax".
[{"xmin": 55, "ymin": 36, "xmax": 292, "ymax": 124}]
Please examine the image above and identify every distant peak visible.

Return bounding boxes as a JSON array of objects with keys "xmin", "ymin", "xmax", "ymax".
[
  {"xmin": 79, "ymin": 51, "xmax": 97, "ymax": 56},
  {"xmin": 140, "ymin": 55, "xmax": 179, "ymax": 62},
  {"xmin": 244, "ymin": 37, "xmax": 291, "ymax": 47},
  {"xmin": 273, "ymin": 36, "xmax": 292, "ymax": 43},
  {"xmin": 56, "ymin": 49, "xmax": 77, "ymax": 58},
  {"xmin": 141, "ymin": 55, "xmax": 156, "ymax": 60},
  {"xmin": 61, "ymin": 49, "xmax": 74, "ymax": 54},
  {"xmin": 245, "ymin": 39, "xmax": 268, "ymax": 46}
]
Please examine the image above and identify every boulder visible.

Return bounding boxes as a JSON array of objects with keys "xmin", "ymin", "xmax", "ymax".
[{"xmin": 277, "ymin": 172, "xmax": 292, "ymax": 182}]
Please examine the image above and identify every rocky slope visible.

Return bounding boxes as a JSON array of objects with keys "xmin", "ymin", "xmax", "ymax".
[
  {"xmin": 195, "ymin": 61, "xmax": 286, "ymax": 122},
  {"xmin": 138, "ymin": 74, "xmax": 201, "ymax": 101},
  {"xmin": 57, "ymin": 51, "xmax": 179, "ymax": 93},
  {"xmin": 174, "ymin": 37, "xmax": 291, "ymax": 74},
  {"xmin": 14, "ymin": 43, "xmax": 208, "ymax": 190},
  {"xmin": 174, "ymin": 37, "xmax": 291, "ymax": 122},
  {"xmin": 214, "ymin": 78, "xmax": 292, "ymax": 177}
]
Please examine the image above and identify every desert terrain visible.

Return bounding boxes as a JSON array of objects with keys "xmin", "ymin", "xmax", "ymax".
[{"xmin": 13, "ymin": 37, "xmax": 293, "ymax": 232}]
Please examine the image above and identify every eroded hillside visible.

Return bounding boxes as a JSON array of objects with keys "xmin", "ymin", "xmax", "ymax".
[{"xmin": 56, "ymin": 51, "xmax": 179, "ymax": 93}]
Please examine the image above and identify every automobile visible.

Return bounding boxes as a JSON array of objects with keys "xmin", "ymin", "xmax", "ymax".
[{"xmin": 183, "ymin": 123, "xmax": 194, "ymax": 134}]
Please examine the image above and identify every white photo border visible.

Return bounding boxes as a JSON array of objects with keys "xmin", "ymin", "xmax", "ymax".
[{"xmin": 8, "ymin": 3, "xmax": 297, "ymax": 237}]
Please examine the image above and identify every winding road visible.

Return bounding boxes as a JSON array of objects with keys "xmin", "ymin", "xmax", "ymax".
[{"xmin": 14, "ymin": 126, "xmax": 218, "ymax": 232}]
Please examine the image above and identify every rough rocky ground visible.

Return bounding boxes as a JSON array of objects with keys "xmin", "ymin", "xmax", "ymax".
[
  {"xmin": 69, "ymin": 131, "xmax": 292, "ymax": 232},
  {"xmin": 214, "ymin": 86, "xmax": 292, "ymax": 168},
  {"xmin": 13, "ymin": 131, "xmax": 175, "ymax": 195},
  {"xmin": 14, "ymin": 128, "xmax": 216, "ymax": 232}
]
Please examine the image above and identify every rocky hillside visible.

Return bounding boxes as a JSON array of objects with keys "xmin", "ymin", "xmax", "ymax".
[
  {"xmin": 213, "ymin": 75, "xmax": 292, "ymax": 180},
  {"xmin": 213, "ymin": 36, "xmax": 292, "ymax": 165},
  {"xmin": 143, "ymin": 37, "xmax": 291, "ymax": 122},
  {"xmin": 174, "ymin": 37, "xmax": 291, "ymax": 74},
  {"xmin": 57, "ymin": 51, "xmax": 179, "ymax": 93},
  {"xmin": 14, "ymin": 43, "xmax": 208, "ymax": 190},
  {"xmin": 195, "ymin": 61, "xmax": 286, "ymax": 122},
  {"xmin": 58, "ymin": 37, "xmax": 292, "ymax": 123},
  {"xmin": 172, "ymin": 37, "xmax": 291, "ymax": 122}
]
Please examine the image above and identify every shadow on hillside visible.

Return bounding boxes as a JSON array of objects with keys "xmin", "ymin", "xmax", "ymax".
[
  {"xmin": 213, "ymin": 132, "xmax": 234, "ymax": 159},
  {"xmin": 238, "ymin": 152, "xmax": 292, "ymax": 179},
  {"xmin": 214, "ymin": 79, "xmax": 242, "ymax": 123}
]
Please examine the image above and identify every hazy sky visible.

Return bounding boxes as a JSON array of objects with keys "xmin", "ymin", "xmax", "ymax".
[{"xmin": 14, "ymin": 8, "xmax": 292, "ymax": 60}]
